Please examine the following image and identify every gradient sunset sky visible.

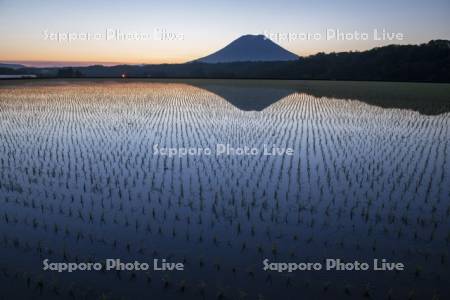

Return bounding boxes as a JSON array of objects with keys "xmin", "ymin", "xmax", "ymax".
[{"xmin": 1, "ymin": 0, "xmax": 449, "ymax": 66}]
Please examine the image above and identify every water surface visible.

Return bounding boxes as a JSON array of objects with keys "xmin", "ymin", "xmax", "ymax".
[{"xmin": 0, "ymin": 79, "xmax": 449, "ymax": 299}]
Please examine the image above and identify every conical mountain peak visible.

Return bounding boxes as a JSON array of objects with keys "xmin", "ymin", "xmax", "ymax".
[{"xmin": 195, "ymin": 34, "xmax": 299, "ymax": 63}]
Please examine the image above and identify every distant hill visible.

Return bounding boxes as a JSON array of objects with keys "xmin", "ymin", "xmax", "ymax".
[
  {"xmin": 0, "ymin": 63, "xmax": 26, "ymax": 69},
  {"xmin": 1, "ymin": 40, "xmax": 449, "ymax": 82},
  {"xmin": 194, "ymin": 35, "xmax": 299, "ymax": 63}
]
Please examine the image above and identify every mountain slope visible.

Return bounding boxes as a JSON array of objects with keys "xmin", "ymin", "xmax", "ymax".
[
  {"xmin": 0, "ymin": 63, "xmax": 26, "ymax": 69},
  {"xmin": 195, "ymin": 35, "xmax": 299, "ymax": 63},
  {"xmin": 5, "ymin": 40, "xmax": 449, "ymax": 83}
]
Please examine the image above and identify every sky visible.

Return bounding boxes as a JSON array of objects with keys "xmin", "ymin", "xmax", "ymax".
[{"xmin": 0, "ymin": 0, "xmax": 449, "ymax": 66}]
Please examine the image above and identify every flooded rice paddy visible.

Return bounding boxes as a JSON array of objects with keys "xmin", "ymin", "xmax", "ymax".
[{"xmin": 0, "ymin": 79, "xmax": 449, "ymax": 299}]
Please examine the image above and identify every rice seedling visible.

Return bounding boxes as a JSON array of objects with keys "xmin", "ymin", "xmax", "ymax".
[{"xmin": 0, "ymin": 79, "xmax": 448, "ymax": 299}]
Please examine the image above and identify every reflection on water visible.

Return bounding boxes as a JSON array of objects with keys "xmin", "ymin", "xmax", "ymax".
[
  {"xmin": 0, "ymin": 80, "xmax": 449, "ymax": 300},
  {"xmin": 189, "ymin": 79, "xmax": 450, "ymax": 114},
  {"xmin": 189, "ymin": 80, "xmax": 295, "ymax": 111},
  {"xmin": 3, "ymin": 78, "xmax": 450, "ymax": 114}
]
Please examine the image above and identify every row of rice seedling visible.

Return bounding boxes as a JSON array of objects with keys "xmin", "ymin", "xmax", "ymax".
[{"xmin": 0, "ymin": 81, "xmax": 448, "ymax": 299}]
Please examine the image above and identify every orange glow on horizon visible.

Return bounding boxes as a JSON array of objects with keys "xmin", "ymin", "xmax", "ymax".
[
  {"xmin": 0, "ymin": 49, "xmax": 326, "ymax": 67},
  {"xmin": 0, "ymin": 55, "xmax": 202, "ymax": 67}
]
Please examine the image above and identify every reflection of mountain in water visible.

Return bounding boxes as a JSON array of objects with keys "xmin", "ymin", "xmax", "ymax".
[
  {"xmin": 3, "ymin": 79, "xmax": 447, "ymax": 114},
  {"xmin": 189, "ymin": 80, "xmax": 295, "ymax": 111},
  {"xmin": 187, "ymin": 79, "xmax": 450, "ymax": 115}
]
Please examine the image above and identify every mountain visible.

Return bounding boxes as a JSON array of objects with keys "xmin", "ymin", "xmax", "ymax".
[
  {"xmin": 2, "ymin": 40, "xmax": 449, "ymax": 83},
  {"xmin": 0, "ymin": 63, "xmax": 26, "ymax": 69},
  {"xmin": 195, "ymin": 34, "xmax": 299, "ymax": 63}
]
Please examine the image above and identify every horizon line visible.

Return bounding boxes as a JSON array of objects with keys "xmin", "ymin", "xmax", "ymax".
[{"xmin": 1, "ymin": 38, "xmax": 446, "ymax": 68}]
